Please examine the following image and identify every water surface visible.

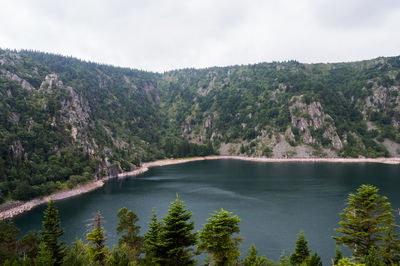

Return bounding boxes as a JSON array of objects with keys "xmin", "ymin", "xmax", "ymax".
[{"xmin": 14, "ymin": 160, "xmax": 400, "ymax": 263}]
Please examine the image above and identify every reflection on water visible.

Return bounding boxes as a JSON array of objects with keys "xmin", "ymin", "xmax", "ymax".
[{"xmin": 13, "ymin": 160, "xmax": 400, "ymax": 264}]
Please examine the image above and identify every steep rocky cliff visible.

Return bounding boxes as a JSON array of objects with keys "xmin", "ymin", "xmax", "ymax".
[{"xmin": 1, "ymin": 49, "xmax": 399, "ymax": 201}]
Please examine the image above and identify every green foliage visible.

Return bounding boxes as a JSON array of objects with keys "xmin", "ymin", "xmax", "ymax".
[
  {"xmin": 0, "ymin": 220, "xmax": 39, "ymax": 265},
  {"xmin": 198, "ymin": 208, "xmax": 242, "ymax": 265},
  {"xmin": 35, "ymin": 242, "xmax": 56, "ymax": 266},
  {"xmin": 2, "ymin": 189, "xmax": 400, "ymax": 265},
  {"xmin": 336, "ymin": 257, "xmax": 365, "ymax": 266},
  {"xmin": 40, "ymin": 199, "xmax": 65, "ymax": 265},
  {"xmin": 333, "ymin": 185, "xmax": 395, "ymax": 261},
  {"xmin": 380, "ymin": 226, "xmax": 400, "ymax": 264},
  {"xmin": 0, "ymin": 49, "xmax": 400, "ymax": 206},
  {"xmin": 290, "ymin": 230, "xmax": 311, "ymax": 265},
  {"xmin": 116, "ymin": 208, "xmax": 143, "ymax": 258},
  {"xmin": 333, "ymin": 245, "xmax": 343, "ymax": 265},
  {"xmin": 262, "ymin": 146, "xmax": 273, "ymax": 157},
  {"xmin": 107, "ymin": 244, "xmax": 138, "ymax": 266},
  {"xmin": 62, "ymin": 239, "xmax": 91, "ymax": 266},
  {"xmin": 308, "ymin": 252, "xmax": 322, "ymax": 266},
  {"xmin": 144, "ymin": 208, "xmax": 163, "ymax": 265},
  {"xmin": 158, "ymin": 194, "xmax": 197, "ymax": 265},
  {"xmin": 364, "ymin": 247, "xmax": 384, "ymax": 266},
  {"xmin": 86, "ymin": 211, "xmax": 108, "ymax": 265},
  {"xmin": 19, "ymin": 231, "xmax": 40, "ymax": 262},
  {"xmin": 279, "ymin": 251, "xmax": 291, "ymax": 266},
  {"xmin": 0, "ymin": 220, "xmax": 19, "ymax": 264},
  {"xmin": 242, "ymin": 244, "xmax": 274, "ymax": 266}
]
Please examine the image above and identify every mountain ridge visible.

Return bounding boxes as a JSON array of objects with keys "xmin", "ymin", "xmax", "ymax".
[{"xmin": 1, "ymin": 48, "xmax": 399, "ymax": 202}]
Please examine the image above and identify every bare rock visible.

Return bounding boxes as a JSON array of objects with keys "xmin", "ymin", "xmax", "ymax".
[{"xmin": 1, "ymin": 70, "xmax": 35, "ymax": 90}]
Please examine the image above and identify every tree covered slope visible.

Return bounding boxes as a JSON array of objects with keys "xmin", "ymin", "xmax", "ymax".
[{"xmin": 0, "ymin": 49, "xmax": 399, "ymax": 202}]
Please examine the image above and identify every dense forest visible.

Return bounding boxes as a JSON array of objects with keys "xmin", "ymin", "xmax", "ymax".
[
  {"xmin": 0, "ymin": 185, "xmax": 399, "ymax": 265},
  {"xmin": 0, "ymin": 49, "xmax": 399, "ymax": 202}
]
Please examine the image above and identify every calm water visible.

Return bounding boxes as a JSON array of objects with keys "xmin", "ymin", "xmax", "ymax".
[{"xmin": 13, "ymin": 160, "xmax": 400, "ymax": 264}]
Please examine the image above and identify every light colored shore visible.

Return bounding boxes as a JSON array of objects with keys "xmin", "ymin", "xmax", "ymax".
[
  {"xmin": 1, "ymin": 156, "xmax": 399, "ymax": 220},
  {"xmin": 118, "ymin": 156, "xmax": 400, "ymax": 179},
  {"xmin": 0, "ymin": 180, "xmax": 105, "ymax": 220}
]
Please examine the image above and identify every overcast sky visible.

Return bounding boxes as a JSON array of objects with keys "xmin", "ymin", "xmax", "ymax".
[{"xmin": 1, "ymin": 0, "xmax": 399, "ymax": 72}]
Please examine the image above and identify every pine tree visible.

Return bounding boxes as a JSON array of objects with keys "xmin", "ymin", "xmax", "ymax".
[
  {"xmin": 144, "ymin": 208, "xmax": 163, "ymax": 264},
  {"xmin": 19, "ymin": 231, "xmax": 40, "ymax": 263},
  {"xmin": 333, "ymin": 184, "xmax": 395, "ymax": 260},
  {"xmin": 107, "ymin": 243, "xmax": 138, "ymax": 266},
  {"xmin": 332, "ymin": 245, "xmax": 343, "ymax": 265},
  {"xmin": 381, "ymin": 225, "xmax": 400, "ymax": 264},
  {"xmin": 158, "ymin": 194, "xmax": 197, "ymax": 265},
  {"xmin": 0, "ymin": 220, "xmax": 19, "ymax": 264},
  {"xmin": 279, "ymin": 251, "xmax": 290, "ymax": 266},
  {"xmin": 242, "ymin": 244, "xmax": 274, "ymax": 266},
  {"xmin": 61, "ymin": 239, "xmax": 90, "ymax": 266},
  {"xmin": 40, "ymin": 199, "xmax": 65, "ymax": 266},
  {"xmin": 198, "ymin": 208, "xmax": 242, "ymax": 265},
  {"xmin": 290, "ymin": 230, "xmax": 310, "ymax": 265},
  {"xmin": 116, "ymin": 207, "xmax": 143, "ymax": 258},
  {"xmin": 309, "ymin": 252, "xmax": 322, "ymax": 266},
  {"xmin": 364, "ymin": 247, "xmax": 384, "ymax": 266},
  {"xmin": 35, "ymin": 242, "xmax": 56, "ymax": 266},
  {"xmin": 86, "ymin": 211, "xmax": 107, "ymax": 265}
]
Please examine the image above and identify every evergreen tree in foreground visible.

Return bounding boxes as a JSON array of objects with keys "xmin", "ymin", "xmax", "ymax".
[
  {"xmin": 290, "ymin": 230, "xmax": 310, "ymax": 265},
  {"xmin": 107, "ymin": 243, "xmax": 138, "ymax": 266},
  {"xmin": 309, "ymin": 252, "xmax": 322, "ymax": 266},
  {"xmin": 242, "ymin": 244, "xmax": 274, "ymax": 266},
  {"xmin": 86, "ymin": 211, "xmax": 107, "ymax": 265},
  {"xmin": 116, "ymin": 207, "xmax": 143, "ymax": 258},
  {"xmin": 332, "ymin": 245, "xmax": 343, "ymax": 265},
  {"xmin": 333, "ymin": 184, "xmax": 396, "ymax": 261},
  {"xmin": 40, "ymin": 199, "xmax": 65, "ymax": 266},
  {"xmin": 61, "ymin": 239, "xmax": 90, "ymax": 266},
  {"xmin": 0, "ymin": 220, "xmax": 19, "ymax": 264},
  {"xmin": 158, "ymin": 194, "xmax": 197, "ymax": 265},
  {"xmin": 35, "ymin": 242, "xmax": 56, "ymax": 266},
  {"xmin": 198, "ymin": 208, "xmax": 242, "ymax": 265},
  {"xmin": 144, "ymin": 208, "xmax": 163, "ymax": 265}
]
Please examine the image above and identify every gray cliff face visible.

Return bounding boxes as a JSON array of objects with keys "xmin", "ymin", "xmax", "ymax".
[
  {"xmin": 365, "ymin": 85, "xmax": 400, "ymax": 129},
  {"xmin": 289, "ymin": 97, "xmax": 342, "ymax": 150},
  {"xmin": 1, "ymin": 49, "xmax": 400, "ymax": 164}
]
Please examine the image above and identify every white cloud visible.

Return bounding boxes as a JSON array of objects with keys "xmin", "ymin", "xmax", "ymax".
[{"xmin": 0, "ymin": 0, "xmax": 399, "ymax": 72}]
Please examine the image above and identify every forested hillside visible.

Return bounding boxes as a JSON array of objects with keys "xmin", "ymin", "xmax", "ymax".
[{"xmin": 1, "ymin": 49, "xmax": 399, "ymax": 202}]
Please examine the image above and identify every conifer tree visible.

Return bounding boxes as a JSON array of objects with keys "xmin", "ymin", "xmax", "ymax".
[
  {"xmin": 381, "ymin": 224, "xmax": 400, "ymax": 264},
  {"xmin": 86, "ymin": 211, "xmax": 107, "ymax": 265},
  {"xmin": 242, "ymin": 244, "xmax": 273, "ymax": 266},
  {"xmin": 62, "ymin": 239, "xmax": 90, "ymax": 266},
  {"xmin": 116, "ymin": 207, "xmax": 143, "ymax": 258},
  {"xmin": 35, "ymin": 242, "xmax": 56, "ymax": 266},
  {"xmin": 19, "ymin": 231, "xmax": 40, "ymax": 263},
  {"xmin": 364, "ymin": 247, "xmax": 384, "ymax": 266},
  {"xmin": 40, "ymin": 199, "xmax": 65, "ymax": 266},
  {"xmin": 198, "ymin": 208, "xmax": 242, "ymax": 265},
  {"xmin": 0, "ymin": 220, "xmax": 19, "ymax": 264},
  {"xmin": 333, "ymin": 184, "xmax": 395, "ymax": 260},
  {"xmin": 309, "ymin": 252, "xmax": 322, "ymax": 266},
  {"xmin": 144, "ymin": 208, "xmax": 163, "ymax": 264},
  {"xmin": 290, "ymin": 230, "xmax": 310, "ymax": 265},
  {"xmin": 107, "ymin": 243, "xmax": 138, "ymax": 266},
  {"xmin": 158, "ymin": 194, "xmax": 197, "ymax": 265},
  {"xmin": 332, "ymin": 245, "xmax": 343, "ymax": 265},
  {"xmin": 279, "ymin": 251, "xmax": 290, "ymax": 266}
]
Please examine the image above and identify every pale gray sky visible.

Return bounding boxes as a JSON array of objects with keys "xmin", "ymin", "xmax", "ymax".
[{"xmin": 1, "ymin": 0, "xmax": 399, "ymax": 72}]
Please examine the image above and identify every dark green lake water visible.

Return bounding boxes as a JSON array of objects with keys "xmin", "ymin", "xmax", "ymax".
[{"xmin": 13, "ymin": 160, "xmax": 400, "ymax": 264}]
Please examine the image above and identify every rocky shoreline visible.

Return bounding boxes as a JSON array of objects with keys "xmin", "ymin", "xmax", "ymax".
[{"xmin": 1, "ymin": 156, "xmax": 399, "ymax": 220}]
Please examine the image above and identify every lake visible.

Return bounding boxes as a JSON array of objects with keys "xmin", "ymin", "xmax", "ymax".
[{"xmin": 13, "ymin": 159, "xmax": 400, "ymax": 264}]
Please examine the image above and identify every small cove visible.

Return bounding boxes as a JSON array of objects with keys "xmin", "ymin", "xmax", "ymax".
[{"xmin": 13, "ymin": 159, "xmax": 400, "ymax": 264}]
